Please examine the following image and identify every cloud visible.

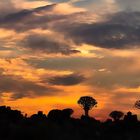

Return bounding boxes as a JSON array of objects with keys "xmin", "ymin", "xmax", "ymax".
[
  {"xmin": 0, "ymin": 59, "xmax": 62, "ymax": 100},
  {"xmin": 47, "ymin": 73, "xmax": 85, "ymax": 86},
  {"xmin": 2, "ymin": 4, "xmax": 134, "ymax": 50},
  {"xmin": 0, "ymin": 4, "xmax": 62, "ymax": 31},
  {"xmin": 1, "ymin": 0, "xmax": 140, "ymax": 118},
  {"xmin": 115, "ymin": 0, "xmax": 140, "ymax": 11},
  {"xmin": 0, "ymin": 0, "xmax": 18, "ymax": 17},
  {"xmin": 11, "ymin": 0, "xmax": 51, "ymax": 10},
  {"xmin": 54, "ymin": 11, "xmax": 140, "ymax": 49},
  {"xmin": 86, "ymin": 55, "xmax": 140, "ymax": 89},
  {"xmin": 0, "ymin": 3, "xmax": 84, "ymax": 31},
  {"xmin": 21, "ymin": 33, "xmax": 80, "ymax": 55},
  {"xmin": 26, "ymin": 54, "xmax": 140, "ymax": 89},
  {"xmin": 50, "ymin": 0, "xmax": 70, "ymax": 3},
  {"xmin": 73, "ymin": 0, "xmax": 118, "ymax": 14},
  {"xmin": 0, "ymin": 73, "xmax": 59, "ymax": 100},
  {"xmin": 89, "ymin": 70, "xmax": 140, "ymax": 89}
]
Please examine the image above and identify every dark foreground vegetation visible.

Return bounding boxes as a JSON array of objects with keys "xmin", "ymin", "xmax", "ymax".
[{"xmin": 0, "ymin": 105, "xmax": 140, "ymax": 140}]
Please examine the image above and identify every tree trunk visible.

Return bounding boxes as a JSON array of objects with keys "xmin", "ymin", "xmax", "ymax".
[{"xmin": 85, "ymin": 109, "xmax": 89, "ymax": 117}]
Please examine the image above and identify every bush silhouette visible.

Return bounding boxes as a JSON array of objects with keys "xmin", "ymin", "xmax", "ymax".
[
  {"xmin": 47, "ymin": 109, "xmax": 62, "ymax": 121},
  {"xmin": 109, "ymin": 110, "xmax": 124, "ymax": 121},
  {"xmin": 0, "ymin": 105, "xmax": 139, "ymax": 140},
  {"xmin": 62, "ymin": 108, "xmax": 74, "ymax": 119},
  {"xmin": 124, "ymin": 111, "xmax": 138, "ymax": 123}
]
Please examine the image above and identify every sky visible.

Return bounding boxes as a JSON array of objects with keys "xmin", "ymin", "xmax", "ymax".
[{"xmin": 0, "ymin": 0, "xmax": 140, "ymax": 120}]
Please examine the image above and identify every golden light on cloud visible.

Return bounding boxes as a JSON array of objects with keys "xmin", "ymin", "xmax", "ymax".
[
  {"xmin": 52, "ymin": 3, "xmax": 86, "ymax": 15},
  {"xmin": 13, "ymin": 0, "xmax": 51, "ymax": 9},
  {"xmin": 0, "ymin": 29, "xmax": 16, "ymax": 39}
]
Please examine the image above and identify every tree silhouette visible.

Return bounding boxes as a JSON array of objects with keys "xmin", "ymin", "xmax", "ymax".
[
  {"xmin": 77, "ymin": 96, "xmax": 97, "ymax": 117},
  {"xmin": 0, "ymin": 105, "xmax": 140, "ymax": 140},
  {"xmin": 135, "ymin": 100, "xmax": 140, "ymax": 109},
  {"xmin": 109, "ymin": 111, "xmax": 124, "ymax": 121}
]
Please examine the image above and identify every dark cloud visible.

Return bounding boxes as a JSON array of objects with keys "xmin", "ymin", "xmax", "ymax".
[
  {"xmin": 74, "ymin": 0, "xmax": 102, "ymax": 8},
  {"xmin": 89, "ymin": 71, "xmax": 140, "ymax": 89},
  {"xmin": 0, "ymin": 4, "xmax": 65, "ymax": 31},
  {"xmin": 27, "ymin": 0, "xmax": 46, "ymax": 1},
  {"xmin": 0, "ymin": 0, "xmax": 18, "ymax": 17},
  {"xmin": 0, "ymin": 73, "xmax": 59, "ymax": 100},
  {"xmin": 106, "ymin": 12, "xmax": 140, "ymax": 26},
  {"xmin": 26, "ymin": 56, "xmax": 140, "ymax": 89},
  {"xmin": 25, "ymin": 57, "xmax": 100, "ymax": 72},
  {"xmin": 1, "ymin": 3, "xmax": 140, "ymax": 50},
  {"xmin": 47, "ymin": 73, "xmax": 85, "ymax": 86},
  {"xmin": 54, "ymin": 11, "xmax": 140, "ymax": 49},
  {"xmin": 115, "ymin": 0, "xmax": 140, "ymax": 11},
  {"xmin": 25, "ymin": 56, "xmax": 134, "ymax": 71},
  {"xmin": 21, "ymin": 33, "xmax": 80, "ymax": 55}
]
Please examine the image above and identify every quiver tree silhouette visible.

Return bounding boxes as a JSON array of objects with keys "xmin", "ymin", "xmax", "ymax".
[
  {"xmin": 135, "ymin": 100, "xmax": 140, "ymax": 109},
  {"xmin": 109, "ymin": 111, "xmax": 124, "ymax": 121},
  {"xmin": 78, "ymin": 96, "xmax": 97, "ymax": 117}
]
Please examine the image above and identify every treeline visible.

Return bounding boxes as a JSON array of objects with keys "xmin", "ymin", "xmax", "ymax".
[{"xmin": 0, "ymin": 105, "xmax": 140, "ymax": 140}]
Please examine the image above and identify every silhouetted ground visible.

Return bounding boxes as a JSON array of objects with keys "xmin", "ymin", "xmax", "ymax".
[{"xmin": 0, "ymin": 106, "xmax": 139, "ymax": 140}]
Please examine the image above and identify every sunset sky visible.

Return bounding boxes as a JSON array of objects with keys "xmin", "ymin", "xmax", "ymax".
[{"xmin": 0, "ymin": 0, "xmax": 140, "ymax": 120}]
